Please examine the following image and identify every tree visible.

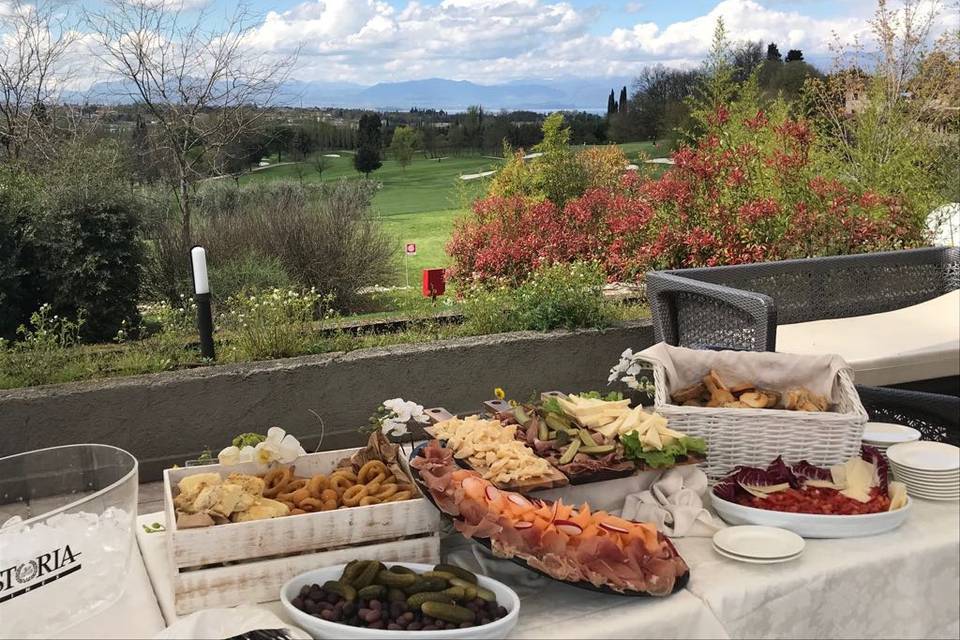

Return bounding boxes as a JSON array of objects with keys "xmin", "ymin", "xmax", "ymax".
[
  {"xmin": 607, "ymin": 90, "xmax": 617, "ymax": 115},
  {"xmin": 390, "ymin": 125, "xmax": 419, "ymax": 172},
  {"xmin": 354, "ymin": 113, "xmax": 382, "ymax": 175},
  {"xmin": 766, "ymin": 43, "xmax": 782, "ymax": 61},
  {"xmin": 629, "ymin": 65, "xmax": 702, "ymax": 141},
  {"xmin": 732, "ymin": 40, "xmax": 764, "ymax": 83},
  {"xmin": 88, "ymin": 1, "xmax": 296, "ymax": 247},
  {"xmin": 0, "ymin": 0, "xmax": 78, "ymax": 161},
  {"xmin": 268, "ymin": 124, "xmax": 295, "ymax": 163},
  {"xmin": 313, "ymin": 154, "xmax": 330, "ymax": 179},
  {"xmin": 618, "ymin": 86, "xmax": 628, "ymax": 113},
  {"xmin": 786, "ymin": 49, "xmax": 804, "ymax": 62},
  {"xmin": 805, "ymin": 0, "xmax": 959, "ymax": 215}
]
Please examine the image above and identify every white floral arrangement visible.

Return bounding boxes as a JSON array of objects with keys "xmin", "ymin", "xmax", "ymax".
[
  {"xmin": 378, "ymin": 398, "xmax": 431, "ymax": 437},
  {"xmin": 217, "ymin": 426, "xmax": 306, "ymax": 466},
  {"xmin": 608, "ymin": 348, "xmax": 656, "ymax": 394}
]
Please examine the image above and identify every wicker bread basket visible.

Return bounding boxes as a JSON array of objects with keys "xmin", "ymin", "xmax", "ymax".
[{"xmin": 637, "ymin": 346, "xmax": 868, "ymax": 481}]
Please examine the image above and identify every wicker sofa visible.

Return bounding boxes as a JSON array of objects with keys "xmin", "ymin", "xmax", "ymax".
[{"xmin": 646, "ymin": 247, "xmax": 960, "ymax": 387}]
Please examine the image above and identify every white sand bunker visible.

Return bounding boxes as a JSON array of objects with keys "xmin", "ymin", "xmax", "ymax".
[
  {"xmin": 323, "ymin": 153, "xmax": 341, "ymax": 158},
  {"xmin": 460, "ymin": 170, "xmax": 497, "ymax": 181}
]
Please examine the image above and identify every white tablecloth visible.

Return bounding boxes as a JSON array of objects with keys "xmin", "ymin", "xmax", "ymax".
[
  {"xmin": 675, "ymin": 499, "xmax": 960, "ymax": 639},
  {"xmin": 131, "ymin": 497, "xmax": 960, "ymax": 639}
]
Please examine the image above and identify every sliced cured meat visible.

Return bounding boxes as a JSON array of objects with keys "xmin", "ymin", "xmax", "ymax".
[{"xmin": 412, "ymin": 440, "xmax": 688, "ymax": 596}]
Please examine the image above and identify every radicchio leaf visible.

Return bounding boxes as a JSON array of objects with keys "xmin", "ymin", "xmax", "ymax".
[
  {"xmin": 791, "ymin": 460, "xmax": 832, "ymax": 482},
  {"xmin": 765, "ymin": 455, "xmax": 800, "ymax": 488},
  {"xmin": 712, "ymin": 480, "xmax": 738, "ymax": 502},
  {"xmin": 861, "ymin": 445, "xmax": 889, "ymax": 493}
]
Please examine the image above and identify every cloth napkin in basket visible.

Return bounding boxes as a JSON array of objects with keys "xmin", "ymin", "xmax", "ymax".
[{"xmin": 620, "ymin": 466, "xmax": 719, "ymax": 537}]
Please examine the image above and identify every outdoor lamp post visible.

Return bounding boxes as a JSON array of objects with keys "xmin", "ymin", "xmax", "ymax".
[{"xmin": 190, "ymin": 245, "xmax": 216, "ymax": 360}]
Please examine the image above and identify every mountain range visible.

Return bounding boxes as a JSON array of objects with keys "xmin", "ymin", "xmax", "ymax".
[{"xmin": 69, "ymin": 76, "xmax": 637, "ymax": 112}]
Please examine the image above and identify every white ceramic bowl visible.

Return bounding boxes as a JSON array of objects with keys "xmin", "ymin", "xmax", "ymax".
[
  {"xmin": 280, "ymin": 563, "xmax": 520, "ymax": 639},
  {"xmin": 710, "ymin": 493, "xmax": 911, "ymax": 538}
]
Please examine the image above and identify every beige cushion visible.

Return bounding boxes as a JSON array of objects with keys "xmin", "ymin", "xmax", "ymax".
[{"xmin": 776, "ymin": 289, "xmax": 960, "ymax": 386}]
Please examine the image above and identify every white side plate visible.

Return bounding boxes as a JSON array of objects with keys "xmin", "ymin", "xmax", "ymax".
[
  {"xmin": 887, "ymin": 441, "xmax": 960, "ymax": 472},
  {"xmin": 713, "ymin": 525, "xmax": 805, "ymax": 559}
]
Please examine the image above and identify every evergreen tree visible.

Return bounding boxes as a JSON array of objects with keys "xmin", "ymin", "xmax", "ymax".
[
  {"xmin": 619, "ymin": 86, "xmax": 628, "ymax": 113},
  {"xmin": 766, "ymin": 43, "xmax": 782, "ymax": 61},
  {"xmin": 607, "ymin": 89, "xmax": 617, "ymax": 115},
  {"xmin": 785, "ymin": 49, "xmax": 804, "ymax": 62},
  {"xmin": 354, "ymin": 113, "xmax": 382, "ymax": 175}
]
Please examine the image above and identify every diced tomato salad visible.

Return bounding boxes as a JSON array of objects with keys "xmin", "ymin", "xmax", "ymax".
[{"xmin": 737, "ymin": 486, "xmax": 891, "ymax": 515}]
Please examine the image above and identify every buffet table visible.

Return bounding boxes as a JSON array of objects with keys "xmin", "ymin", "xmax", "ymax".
[{"xmin": 133, "ymin": 498, "xmax": 960, "ymax": 639}]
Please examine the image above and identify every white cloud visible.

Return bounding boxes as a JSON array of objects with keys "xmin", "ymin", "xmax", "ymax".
[
  {"xmin": 241, "ymin": 0, "xmax": 882, "ymax": 84},
  {"xmin": 56, "ymin": 0, "xmax": 959, "ymax": 89}
]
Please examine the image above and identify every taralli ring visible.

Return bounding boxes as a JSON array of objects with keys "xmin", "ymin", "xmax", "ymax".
[
  {"xmin": 359, "ymin": 496, "xmax": 382, "ymax": 506},
  {"xmin": 320, "ymin": 488, "xmax": 339, "ymax": 503},
  {"xmin": 384, "ymin": 491, "xmax": 413, "ymax": 502},
  {"xmin": 307, "ymin": 474, "xmax": 328, "ymax": 497},
  {"xmin": 358, "ymin": 461, "xmax": 388, "ymax": 484},
  {"xmin": 342, "ymin": 484, "xmax": 368, "ymax": 507},
  {"xmin": 263, "ymin": 467, "xmax": 294, "ymax": 498},
  {"xmin": 330, "ymin": 475, "xmax": 354, "ymax": 494},
  {"xmin": 330, "ymin": 469, "xmax": 358, "ymax": 484},
  {"xmin": 299, "ymin": 497, "xmax": 326, "ymax": 512},
  {"xmin": 374, "ymin": 483, "xmax": 398, "ymax": 500}
]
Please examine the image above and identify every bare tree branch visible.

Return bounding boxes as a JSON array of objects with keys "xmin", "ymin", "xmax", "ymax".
[{"xmin": 86, "ymin": 0, "xmax": 299, "ymax": 245}]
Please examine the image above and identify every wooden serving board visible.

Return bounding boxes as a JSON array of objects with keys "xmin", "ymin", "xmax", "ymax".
[{"xmin": 423, "ymin": 407, "xmax": 569, "ymax": 492}]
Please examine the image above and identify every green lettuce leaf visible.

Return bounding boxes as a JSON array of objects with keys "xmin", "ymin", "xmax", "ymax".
[{"xmin": 619, "ymin": 432, "xmax": 708, "ymax": 468}]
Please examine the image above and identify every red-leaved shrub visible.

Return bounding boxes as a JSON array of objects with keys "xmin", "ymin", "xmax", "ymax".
[{"xmin": 447, "ymin": 105, "xmax": 927, "ymax": 286}]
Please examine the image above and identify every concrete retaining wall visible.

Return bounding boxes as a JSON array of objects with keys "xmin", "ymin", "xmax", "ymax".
[{"xmin": 0, "ymin": 322, "xmax": 654, "ymax": 481}]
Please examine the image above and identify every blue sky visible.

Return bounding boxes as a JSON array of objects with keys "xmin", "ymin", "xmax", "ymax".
[{"xmin": 58, "ymin": 1, "xmax": 958, "ymax": 87}]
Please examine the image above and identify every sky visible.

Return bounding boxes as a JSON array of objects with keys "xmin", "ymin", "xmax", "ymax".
[{"xmin": 5, "ymin": 0, "xmax": 958, "ymax": 89}]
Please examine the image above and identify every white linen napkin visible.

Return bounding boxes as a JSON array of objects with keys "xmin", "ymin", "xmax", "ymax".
[{"xmin": 620, "ymin": 466, "xmax": 720, "ymax": 537}]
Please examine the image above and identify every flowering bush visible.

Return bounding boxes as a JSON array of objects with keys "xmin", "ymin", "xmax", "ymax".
[
  {"xmin": 222, "ymin": 287, "xmax": 331, "ymax": 361},
  {"xmin": 447, "ymin": 102, "xmax": 928, "ymax": 286},
  {"xmin": 461, "ymin": 261, "xmax": 613, "ymax": 334}
]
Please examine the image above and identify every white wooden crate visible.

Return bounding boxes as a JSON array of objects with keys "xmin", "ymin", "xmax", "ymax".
[{"xmin": 163, "ymin": 447, "xmax": 441, "ymax": 614}]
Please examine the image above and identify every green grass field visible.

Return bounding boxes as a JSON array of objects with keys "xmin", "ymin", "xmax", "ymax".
[{"xmin": 242, "ymin": 140, "xmax": 671, "ymax": 281}]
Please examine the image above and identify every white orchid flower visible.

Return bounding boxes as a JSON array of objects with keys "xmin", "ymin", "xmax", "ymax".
[
  {"xmin": 217, "ymin": 445, "xmax": 241, "ymax": 465},
  {"xmin": 217, "ymin": 444, "xmax": 257, "ymax": 466},
  {"xmin": 277, "ymin": 433, "xmax": 306, "ymax": 463},
  {"xmin": 254, "ymin": 439, "xmax": 280, "ymax": 465},
  {"xmin": 382, "ymin": 418, "xmax": 409, "ymax": 437}
]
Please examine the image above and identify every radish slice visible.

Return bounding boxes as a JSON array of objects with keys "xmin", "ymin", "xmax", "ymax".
[
  {"xmin": 554, "ymin": 520, "xmax": 583, "ymax": 536},
  {"xmin": 514, "ymin": 521, "xmax": 534, "ymax": 529},
  {"xmin": 508, "ymin": 494, "xmax": 532, "ymax": 509},
  {"xmin": 485, "ymin": 485, "xmax": 501, "ymax": 502},
  {"xmin": 599, "ymin": 521, "xmax": 630, "ymax": 534}
]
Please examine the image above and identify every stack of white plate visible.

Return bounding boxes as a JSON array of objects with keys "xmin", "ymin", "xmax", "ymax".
[
  {"xmin": 712, "ymin": 525, "xmax": 805, "ymax": 564},
  {"xmin": 861, "ymin": 421, "xmax": 921, "ymax": 453},
  {"xmin": 886, "ymin": 441, "xmax": 959, "ymax": 501}
]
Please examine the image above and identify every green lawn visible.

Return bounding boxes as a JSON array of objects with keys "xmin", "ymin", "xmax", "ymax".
[
  {"xmin": 242, "ymin": 152, "xmax": 497, "ymax": 279},
  {"xmin": 242, "ymin": 140, "xmax": 672, "ymax": 281}
]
